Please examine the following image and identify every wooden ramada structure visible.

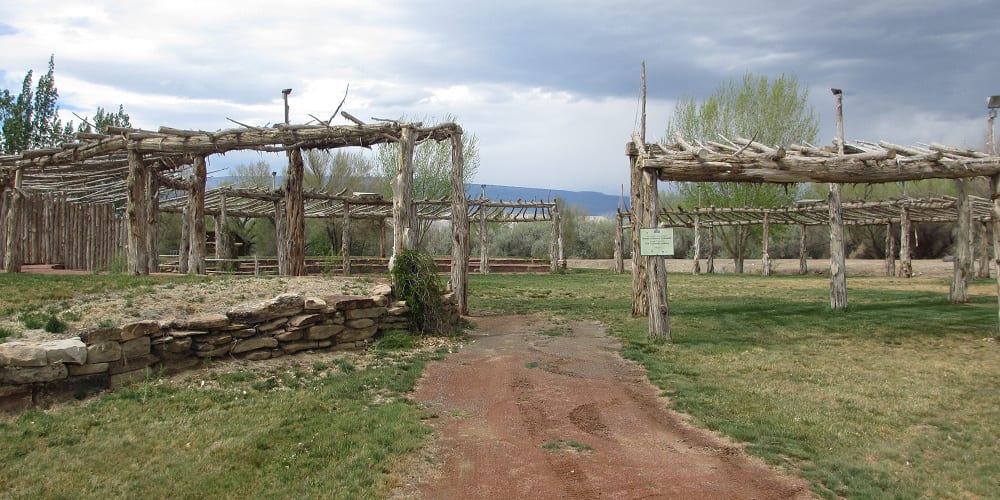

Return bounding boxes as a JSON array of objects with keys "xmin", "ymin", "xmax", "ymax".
[
  {"xmin": 628, "ymin": 132, "xmax": 1000, "ymax": 340},
  {"xmin": 0, "ymin": 113, "xmax": 560, "ymax": 315}
]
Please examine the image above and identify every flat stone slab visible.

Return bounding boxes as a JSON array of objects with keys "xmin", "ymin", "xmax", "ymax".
[
  {"xmin": 40, "ymin": 339, "xmax": 87, "ymax": 365},
  {"xmin": 227, "ymin": 293, "xmax": 304, "ymax": 323},
  {"xmin": 0, "ymin": 342, "xmax": 48, "ymax": 367}
]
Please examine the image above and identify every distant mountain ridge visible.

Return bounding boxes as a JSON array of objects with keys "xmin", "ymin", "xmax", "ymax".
[{"xmin": 206, "ymin": 177, "xmax": 622, "ymax": 218}]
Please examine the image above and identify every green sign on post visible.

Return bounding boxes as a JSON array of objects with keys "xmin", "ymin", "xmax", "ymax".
[{"xmin": 640, "ymin": 228, "xmax": 674, "ymax": 256}]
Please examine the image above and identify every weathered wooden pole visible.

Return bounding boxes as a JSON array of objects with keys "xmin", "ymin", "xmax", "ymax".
[
  {"xmin": 178, "ymin": 202, "xmax": 190, "ymax": 274},
  {"xmin": 991, "ymin": 174, "xmax": 1000, "ymax": 333},
  {"xmin": 614, "ymin": 211, "xmax": 625, "ymax": 274},
  {"xmin": 273, "ymin": 199, "xmax": 285, "ymax": 271},
  {"xmin": 479, "ymin": 185, "xmax": 489, "ymax": 274},
  {"xmin": 643, "ymin": 167, "xmax": 670, "ymax": 341},
  {"xmin": 342, "ymin": 202, "xmax": 352, "ymax": 276},
  {"xmin": 126, "ymin": 148, "xmax": 149, "ymax": 275},
  {"xmin": 978, "ymin": 222, "xmax": 991, "ymax": 278},
  {"xmin": 3, "ymin": 168, "xmax": 24, "ymax": 272},
  {"xmin": 761, "ymin": 213, "xmax": 771, "ymax": 276},
  {"xmin": 215, "ymin": 190, "xmax": 231, "ymax": 272},
  {"xmin": 692, "ymin": 213, "xmax": 702, "ymax": 274},
  {"xmin": 550, "ymin": 202, "xmax": 562, "ymax": 272},
  {"xmin": 949, "ymin": 180, "xmax": 970, "ymax": 303},
  {"xmin": 392, "ymin": 126, "xmax": 416, "ymax": 257},
  {"xmin": 449, "ymin": 131, "xmax": 469, "ymax": 314},
  {"xmin": 377, "ymin": 218, "xmax": 386, "ymax": 259},
  {"xmin": 630, "ymin": 64, "xmax": 649, "ymax": 316},
  {"xmin": 829, "ymin": 89, "xmax": 848, "ymax": 310},
  {"xmin": 706, "ymin": 223, "xmax": 715, "ymax": 274},
  {"xmin": 898, "ymin": 205, "xmax": 913, "ymax": 278},
  {"xmin": 283, "ymin": 148, "xmax": 306, "ymax": 275},
  {"xmin": 187, "ymin": 156, "xmax": 207, "ymax": 275},
  {"xmin": 145, "ymin": 162, "xmax": 160, "ymax": 273},
  {"xmin": 798, "ymin": 224, "xmax": 808, "ymax": 274},
  {"xmin": 884, "ymin": 221, "xmax": 896, "ymax": 277}
]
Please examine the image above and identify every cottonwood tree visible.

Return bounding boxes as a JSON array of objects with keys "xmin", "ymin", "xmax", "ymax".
[
  {"xmin": 666, "ymin": 72, "xmax": 819, "ymax": 272},
  {"xmin": 0, "ymin": 55, "xmax": 65, "ymax": 154},
  {"xmin": 373, "ymin": 115, "xmax": 480, "ymax": 250}
]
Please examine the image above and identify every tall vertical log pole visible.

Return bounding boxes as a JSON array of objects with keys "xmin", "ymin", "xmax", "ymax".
[
  {"xmin": 126, "ymin": 148, "xmax": 149, "ymax": 275},
  {"xmin": 977, "ymin": 222, "xmax": 990, "ymax": 279},
  {"xmin": 644, "ymin": 169, "xmax": 670, "ymax": 341},
  {"xmin": 707, "ymin": 224, "xmax": 715, "ymax": 274},
  {"xmin": 284, "ymin": 148, "xmax": 306, "ymax": 276},
  {"xmin": 692, "ymin": 214, "xmax": 702, "ymax": 274},
  {"xmin": 215, "ymin": 190, "xmax": 230, "ymax": 271},
  {"xmin": 449, "ymin": 132, "xmax": 469, "ymax": 314},
  {"xmin": 3, "ymin": 168, "xmax": 23, "ymax": 272},
  {"xmin": 479, "ymin": 185, "xmax": 489, "ymax": 274},
  {"xmin": 376, "ymin": 218, "xmax": 386, "ymax": 258},
  {"xmin": 630, "ymin": 63, "xmax": 649, "ymax": 316},
  {"xmin": 273, "ymin": 199, "xmax": 285, "ymax": 270},
  {"xmin": 614, "ymin": 211, "xmax": 624, "ymax": 274},
  {"xmin": 392, "ymin": 126, "xmax": 416, "ymax": 257},
  {"xmin": 178, "ymin": 202, "xmax": 190, "ymax": 274},
  {"xmin": 884, "ymin": 221, "xmax": 895, "ymax": 277},
  {"xmin": 761, "ymin": 213, "xmax": 771, "ymax": 276},
  {"xmin": 991, "ymin": 174, "xmax": 1000, "ymax": 334},
  {"xmin": 898, "ymin": 205, "xmax": 913, "ymax": 278},
  {"xmin": 187, "ymin": 155, "xmax": 207, "ymax": 275},
  {"xmin": 799, "ymin": 224, "xmax": 808, "ymax": 274},
  {"xmin": 550, "ymin": 203, "xmax": 562, "ymax": 272},
  {"xmin": 342, "ymin": 203, "xmax": 352, "ymax": 276},
  {"xmin": 829, "ymin": 89, "xmax": 848, "ymax": 310},
  {"xmin": 949, "ymin": 180, "xmax": 970, "ymax": 303},
  {"xmin": 145, "ymin": 162, "xmax": 160, "ymax": 273}
]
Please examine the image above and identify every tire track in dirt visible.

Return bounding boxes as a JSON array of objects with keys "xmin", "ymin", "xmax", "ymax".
[{"xmin": 393, "ymin": 314, "xmax": 812, "ymax": 499}]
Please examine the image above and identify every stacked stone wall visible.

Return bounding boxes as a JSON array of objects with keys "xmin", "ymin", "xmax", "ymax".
[{"xmin": 0, "ymin": 285, "xmax": 458, "ymax": 412}]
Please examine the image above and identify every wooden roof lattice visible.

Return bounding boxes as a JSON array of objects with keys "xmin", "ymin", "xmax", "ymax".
[
  {"xmin": 0, "ymin": 117, "xmax": 462, "ymax": 203},
  {"xmin": 621, "ymin": 196, "xmax": 992, "ymax": 229},
  {"xmin": 631, "ymin": 133, "xmax": 1000, "ymax": 184},
  {"xmin": 159, "ymin": 187, "xmax": 555, "ymax": 223}
]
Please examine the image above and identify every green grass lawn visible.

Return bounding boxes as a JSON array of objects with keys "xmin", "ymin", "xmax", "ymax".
[
  {"xmin": 469, "ymin": 270, "xmax": 1000, "ymax": 499},
  {"xmin": 0, "ymin": 270, "xmax": 997, "ymax": 498}
]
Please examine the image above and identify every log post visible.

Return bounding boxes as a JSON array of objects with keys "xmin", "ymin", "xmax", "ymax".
[
  {"xmin": 550, "ymin": 202, "xmax": 562, "ymax": 272},
  {"xmin": 145, "ymin": 162, "xmax": 160, "ymax": 273},
  {"xmin": 480, "ymin": 187, "xmax": 489, "ymax": 274},
  {"xmin": 126, "ymin": 148, "xmax": 149, "ymax": 275},
  {"xmin": 614, "ymin": 211, "xmax": 624, "ymax": 274},
  {"xmin": 629, "ymin": 150, "xmax": 648, "ymax": 315},
  {"xmin": 978, "ymin": 222, "xmax": 991, "ymax": 279},
  {"xmin": 0, "ymin": 186, "xmax": 8, "ymax": 268},
  {"xmin": 273, "ymin": 199, "xmax": 285, "ymax": 270},
  {"xmin": 377, "ymin": 218, "xmax": 386, "ymax": 259},
  {"xmin": 692, "ymin": 213, "xmax": 702, "ymax": 274},
  {"xmin": 949, "ymin": 180, "xmax": 970, "ymax": 303},
  {"xmin": 188, "ymin": 156, "xmax": 207, "ymax": 275},
  {"xmin": 884, "ymin": 221, "xmax": 896, "ymax": 277},
  {"xmin": 283, "ymin": 148, "xmax": 306, "ymax": 275},
  {"xmin": 991, "ymin": 174, "xmax": 1000, "ymax": 333},
  {"xmin": 706, "ymin": 223, "xmax": 715, "ymax": 274},
  {"xmin": 450, "ymin": 132, "xmax": 469, "ymax": 314},
  {"xmin": 799, "ymin": 224, "xmax": 808, "ymax": 275},
  {"xmin": 178, "ymin": 202, "xmax": 190, "ymax": 274},
  {"xmin": 643, "ymin": 168, "xmax": 670, "ymax": 341},
  {"xmin": 342, "ymin": 202, "xmax": 352, "ymax": 276},
  {"xmin": 392, "ymin": 126, "xmax": 416, "ymax": 257},
  {"xmin": 3, "ymin": 168, "xmax": 24, "ymax": 272},
  {"xmin": 761, "ymin": 213, "xmax": 771, "ymax": 276},
  {"xmin": 215, "ymin": 190, "xmax": 230, "ymax": 271},
  {"xmin": 899, "ymin": 205, "xmax": 913, "ymax": 278},
  {"xmin": 829, "ymin": 89, "xmax": 848, "ymax": 310}
]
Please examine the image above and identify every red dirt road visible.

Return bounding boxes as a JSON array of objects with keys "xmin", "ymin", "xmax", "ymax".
[{"xmin": 395, "ymin": 315, "xmax": 812, "ymax": 499}]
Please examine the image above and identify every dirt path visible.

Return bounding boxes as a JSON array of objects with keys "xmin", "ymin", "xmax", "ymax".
[{"xmin": 394, "ymin": 314, "xmax": 812, "ymax": 499}]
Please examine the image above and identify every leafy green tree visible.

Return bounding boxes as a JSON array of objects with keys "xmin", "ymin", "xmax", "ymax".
[
  {"xmin": 0, "ymin": 55, "xmax": 66, "ymax": 153},
  {"xmin": 665, "ymin": 72, "xmax": 819, "ymax": 272},
  {"xmin": 76, "ymin": 105, "xmax": 132, "ymax": 133},
  {"xmin": 373, "ymin": 115, "xmax": 480, "ymax": 250}
]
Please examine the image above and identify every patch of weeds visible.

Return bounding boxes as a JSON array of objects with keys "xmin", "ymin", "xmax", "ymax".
[
  {"xmin": 251, "ymin": 377, "xmax": 279, "ymax": 392},
  {"xmin": 61, "ymin": 311, "xmax": 82, "ymax": 322},
  {"xmin": 190, "ymin": 295, "xmax": 205, "ymax": 303},
  {"xmin": 216, "ymin": 370, "xmax": 257, "ymax": 386},
  {"xmin": 373, "ymin": 330, "xmax": 416, "ymax": 351},
  {"xmin": 96, "ymin": 319, "xmax": 115, "ymax": 328},
  {"xmin": 44, "ymin": 316, "xmax": 67, "ymax": 334},
  {"xmin": 525, "ymin": 361, "xmax": 540, "ymax": 369},
  {"xmin": 312, "ymin": 361, "xmax": 330, "ymax": 372},
  {"xmin": 539, "ymin": 325, "xmax": 570, "ymax": 337},
  {"xmin": 334, "ymin": 358, "xmax": 356, "ymax": 373},
  {"xmin": 0, "ymin": 327, "xmax": 14, "ymax": 342},
  {"xmin": 541, "ymin": 439, "xmax": 593, "ymax": 452},
  {"xmin": 18, "ymin": 312, "xmax": 46, "ymax": 330}
]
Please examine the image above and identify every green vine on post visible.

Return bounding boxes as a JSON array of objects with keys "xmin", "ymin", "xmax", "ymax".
[{"xmin": 390, "ymin": 250, "xmax": 447, "ymax": 334}]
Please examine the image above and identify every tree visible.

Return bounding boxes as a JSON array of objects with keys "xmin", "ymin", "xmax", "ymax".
[
  {"xmin": 0, "ymin": 55, "xmax": 66, "ymax": 154},
  {"xmin": 373, "ymin": 115, "xmax": 480, "ymax": 250},
  {"xmin": 76, "ymin": 105, "xmax": 132, "ymax": 133},
  {"xmin": 665, "ymin": 72, "xmax": 819, "ymax": 272}
]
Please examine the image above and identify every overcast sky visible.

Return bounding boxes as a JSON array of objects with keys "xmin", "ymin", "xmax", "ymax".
[{"xmin": 2, "ymin": 1, "xmax": 997, "ymax": 194}]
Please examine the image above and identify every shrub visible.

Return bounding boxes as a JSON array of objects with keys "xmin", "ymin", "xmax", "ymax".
[{"xmin": 390, "ymin": 249, "xmax": 447, "ymax": 334}]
